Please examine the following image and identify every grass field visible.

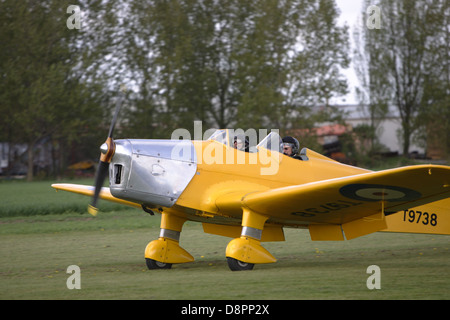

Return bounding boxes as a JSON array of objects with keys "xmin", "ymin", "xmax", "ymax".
[{"xmin": 1, "ymin": 179, "xmax": 449, "ymax": 300}]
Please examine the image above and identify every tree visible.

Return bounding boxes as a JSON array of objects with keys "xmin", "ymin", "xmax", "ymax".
[
  {"xmin": 276, "ymin": 0, "xmax": 349, "ymax": 134},
  {"xmin": 419, "ymin": 1, "xmax": 450, "ymax": 159},
  {"xmin": 0, "ymin": 0, "xmax": 106, "ymax": 180},
  {"xmin": 353, "ymin": 0, "xmax": 390, "ymax": 154},
  {"xmin": 357, "ymin": 0, "xmax": 449, "ymax": 156},
  {"xmin": 113, "ymin": 0, "xmax": 349, "ymax": 137}
]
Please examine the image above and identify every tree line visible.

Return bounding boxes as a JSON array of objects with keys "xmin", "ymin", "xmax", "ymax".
[
  {"xmin": 354, "ymin": 0, "xmax": 449, "ymax": 157},
  {"xmin": 0, "ymin": 0, "xmax": 448, "ymax": 180}
]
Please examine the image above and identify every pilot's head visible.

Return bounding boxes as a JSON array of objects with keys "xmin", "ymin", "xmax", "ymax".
[
  {"xmin": 233, "ymin": 135, "xmax": 249, "ymax": 152},
  {"xmin": 281, "ymin": 136, "xmax": 299, "ymax": 157}
]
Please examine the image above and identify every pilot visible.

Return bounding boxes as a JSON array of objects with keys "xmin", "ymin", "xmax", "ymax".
[
  {"xmin": 281, "ymin": 136, "xmax": 302, "ymax": 160},
  {"xmin": 233, "ymin": 135, "xmax": 249, "ymax": 152}
]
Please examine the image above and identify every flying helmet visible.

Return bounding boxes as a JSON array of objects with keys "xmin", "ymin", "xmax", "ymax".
[{"xmin": 281, "ymin": 136, "xmax": 300, "ymax": 155}]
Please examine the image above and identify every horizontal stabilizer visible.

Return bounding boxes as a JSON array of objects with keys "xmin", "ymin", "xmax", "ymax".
[{"xmin": 383, "ymin": 198, "xmax": 450, "ymax": 236}]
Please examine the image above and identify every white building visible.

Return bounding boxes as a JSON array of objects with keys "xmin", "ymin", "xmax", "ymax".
[{"xmin": 336, "ymin": 104, "xmax": 425, "ymax": 155}]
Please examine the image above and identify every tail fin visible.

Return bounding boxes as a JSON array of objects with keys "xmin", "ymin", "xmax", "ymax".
[{"xmin": 384, "ymin": 198, "xmax": 450, "ymax": 236}]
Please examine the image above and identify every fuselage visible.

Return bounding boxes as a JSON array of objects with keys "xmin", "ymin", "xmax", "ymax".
[{"xmin": 108, "ymin": 134, "xmax": 370, "ymax": 227}]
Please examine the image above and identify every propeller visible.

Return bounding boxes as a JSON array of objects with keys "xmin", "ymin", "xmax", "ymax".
[{"xmin": 88, "ymin": 90, "xmax": 125, "ymax": 216}]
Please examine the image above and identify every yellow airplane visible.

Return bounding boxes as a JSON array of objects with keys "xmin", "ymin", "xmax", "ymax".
[{"xmin": 52, "ymin": 104, "xmax": 450, "ymax": 271}]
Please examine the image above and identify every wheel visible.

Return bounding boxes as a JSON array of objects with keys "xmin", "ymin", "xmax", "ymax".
[
  {"xmin": 227, "ymin": 257, "xmax": 255, "ymax": 271},
  {"xmin": 145, "ymin": 258, "xmax": 172, "ymax": 270}
]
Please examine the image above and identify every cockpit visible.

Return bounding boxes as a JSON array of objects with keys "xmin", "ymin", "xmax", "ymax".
[
  {"xmin": 206, "ymin": 129, "xmax": 308, "ymax": 161},
  {"xmin": 206, "ymin": 129, "xmax": 283, "ymax": 154}
]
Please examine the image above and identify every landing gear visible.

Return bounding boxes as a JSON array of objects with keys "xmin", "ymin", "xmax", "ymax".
[
  {"xmin": 146, "ymin": 258, "xmax": 172, "ymax": 270},
  {"xmin": 144, "ymin": 209, "xmax": 277, "ymax": 272},
  {"xmin": 227, "ymin": 257, "xmax": 254, "ymax": 271},
  {"xmin": 225, "ymin": 209, "xmax": 276, "ymax": 271},
  {"xmin": 144, "ymin": 212, "xmax": 194, "ymax": 270}
]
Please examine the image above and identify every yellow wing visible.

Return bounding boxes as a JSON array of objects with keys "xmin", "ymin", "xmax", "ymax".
[
  {"xmin": 216, "ymin": 165, "xmax": 450, "ymax": 239},
  {"xmin": 51, "ymin": 183, "xmax": 141, "ymax": 209}
]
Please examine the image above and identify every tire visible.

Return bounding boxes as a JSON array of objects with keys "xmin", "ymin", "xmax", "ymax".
[
  {"xmin": 145, "ymin": 258, "xmax": 172, "ymax": 270},
  {"xmin": 227, "ymin": 257, "xmax": 255, "ymax": 271}
]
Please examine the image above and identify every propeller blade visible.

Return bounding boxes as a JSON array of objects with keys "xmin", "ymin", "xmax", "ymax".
[
  {"xmin": 107, "ymin": 94, "xmax": 124, "ymax": 139},
  {"xmin": 89, "ymin": 161, "xmax": 109, "ymax": 216},
  {"xmin": 88, "ymin": 90, "xmax": 126, "ymax": 216}
]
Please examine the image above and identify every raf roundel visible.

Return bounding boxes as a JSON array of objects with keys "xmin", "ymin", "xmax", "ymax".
[{"xmin": 339, "ymin": 184, "xmax": 421, "ymax": 202}]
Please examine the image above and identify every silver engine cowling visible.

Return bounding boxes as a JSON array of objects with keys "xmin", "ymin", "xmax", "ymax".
[{"xmin": 109, "ymin": 139, "xmax": 197, "ymax": 208}]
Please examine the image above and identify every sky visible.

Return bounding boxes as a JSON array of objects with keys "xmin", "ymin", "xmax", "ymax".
[
  {"xmin": 335, "ymin": 0, "xmax": 363, "ymax": 28},
  {"xmin": 334, "ymin": 0, "xmax": 364, "ymax": 105}
]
